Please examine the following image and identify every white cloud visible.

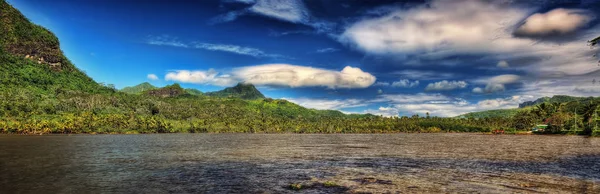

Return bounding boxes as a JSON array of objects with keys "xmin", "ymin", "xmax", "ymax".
[
  {"xmin": 192, "ymin": 42, "xmax": 283, "ymax": 58},
  {"xmin": 392, "ymin": 70, "xmax": 456, "ymax": 80},
  {"xmin": 146, "ymin": 35, "xmax": 188, "ymax": 48},
  {"xmin": 472, "ymin": 74, "xmax": 520, "ymax": 93},
  {"xmin": 212, "ymin": 0, "xmax": 310, "ymax": 24},
  {"xmin": 373, "ymin": 82, "xmax": 390, "ymax": 87},
  {"xmin": 497, "ymin": 60, "xmax": 509, "ymax": 68},
  {"xmin": 249, "ymin": 0, "xmax": 310, "ymax": 23},
  {"xmin": 340, "ymin": 0, "xmax": 528, "ymax": 55},
  {"xmin": 425, "ymin": 80, "xmax": 468, "ymax": 91},
  {"xmin": 339, "ymin": 0, "xmax": 600, "ymax": 77},
  {"xmin": 488, "ymin": 74, "xmax": 520, "ymax": 84},
  {"xmin": 371, "ymin": 93, "xmax": 451, "ymax": 104},
  {"xmin": 234, "ymin": 64, "xmax": 376, "ymax": 88},
  {"xmin": 146, "ymin": 35, "xmax": 284, "ymax": 58},
  {"xmin": 515, "ymin": 8, "xmax": 593, "ymax": 36},
  {"xmin": 391, "ymin": 79, "xmax": 419, "ymax": 88},
  {"xmin": 316, "ymin": 48, "xmax": 339, "ymax": 53},
  {"xmin": 364, "ymin": 94, "xmax": 535, "ymax": 117},
  {"xmin": 165, "ymin": 69, "xmax": 237, "ymax": 86},
  {"xmin": 212, "ymin": 0, "xmax": 336, "ymax": 35},
  {"xmin": 284, "ymin": 98, "xmax": 368, "ymax": 110},
  {"xmin": 166, "ymin": 64, "xmax": 376, "ymax": 89},
  {"xmin": 147, "ymin": 74, "xmax": 159, "ymax": 81}
]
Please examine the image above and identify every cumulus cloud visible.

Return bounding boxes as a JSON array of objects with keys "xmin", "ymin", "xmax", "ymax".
[
  {"xmin": 424, "ymin": 80, "xmax": 468, "ymax": 91},
  {"xmin": 373, "ymin": 82, "xmax": 390, "ymax": 87},
  {"xmin": 514, "ymin": 8, "xmax": 593, "ymax": 37},
  {"xmin": 234, "ymin": 64, "xmax": 376, "ymax": 88},
  {"xmin": 473, "ymin": 74, "xmax": 520, "ymax": 93},
  {"xmin": 165, "ymin": 69, "xmax": 237, "ymax": 86},
  {"xmin": 391, "ymin": 79, "xmax": 420, "ymax": 88},
  {"xmin": 340, "ymin": 0, "xmax": 599, "ymax": 77},
  {"xmin": 147, "ymin": 74, "xmax": 159, "ymax": 81},
  {"xmin": 497, "ymin": 60, "xmax": 509, "ymax": 68},
  {"xmin": 363, "ymin": 94, "xmax": 535, "ymax": 117},
  {"xmin": 340, "ymin": 0, "xmax": 528, "ymax": 54},
  {"xmin": 488, "ymin": 74, "xmax": 520, "ymax": 84},
  {"xmin": 166, "ymin": 64, "xmax": 376, "ymax": 88},
  {"xmin": 370, "ymin": 93, "xmax": 451, "ymax": 104},
  {"xmin": 373, "ymin": 79, "xmax": 419, "ymax": 88}
]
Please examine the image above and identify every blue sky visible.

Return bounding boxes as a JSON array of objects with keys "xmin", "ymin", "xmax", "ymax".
[{"xmin": 8, "ymin": 0, "xmax": 600, "ymax": 117}]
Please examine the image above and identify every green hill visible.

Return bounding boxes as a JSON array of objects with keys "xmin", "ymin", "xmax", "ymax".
[
  {"xmin": 518, "ymin": 95, "xmax": 594, "ymax": 108},
  {"xmin": 459, "ymin": 108, "xmax": 523, "ymax": 118},
  {"xmin": 206, "ymin": 82, "xmax": 265, "ymax": 99},
  {"xmin": 0, "ymin": 0, "xmax": 110, "ymax": 94},
  {"xmin": 3, "ymin": 0, "xmax": 589, "ymax": 135},
  {"xmin": 120, "ymin": 82, "xmax": 157, "ymax": 94},
  {"xmin": 184, "ymin": 88, "xmax": 203, "ymax": 96}
]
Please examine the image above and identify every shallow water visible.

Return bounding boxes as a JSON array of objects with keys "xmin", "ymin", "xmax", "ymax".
[{"xmin": 1, "ymin": 133, "xmax": 599, "ymax": 193}]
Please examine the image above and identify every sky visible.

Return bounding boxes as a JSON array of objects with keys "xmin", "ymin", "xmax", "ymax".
[{"xmin": 8, "ymin": 0, "xmax": 600, "ymax": 117}]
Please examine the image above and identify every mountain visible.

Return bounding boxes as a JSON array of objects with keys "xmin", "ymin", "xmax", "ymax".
[
  {"xmin": 145, "ymin": 83, "xmax": 186, "ymax": 98},
  {"xmin": 0, "ymin": 1, "xmax": 503, "ymax": 135},
  {"xmin": 458, "ymin": 108, "xmax": 523, "ymax": 118},
  {"xmin": 518, "ymin": 95, "xmax": 593, "ymax": 108},
  {"xmin": 0, "ymin": 0, "xmax": 110, "ymax": 94},
  {"xmin": 120, "ymin": 82, "xmax": 157, "ymax": 94},
  {"xmin": 206, "ymin": 82, "xmax": 265, "ymax": 99},
  {"xmin": 184, "ymin": 88, "xmax": 203, "ymax": 96},
  {"xmin": 460, "ymin": 95, "xmax": 597, "ymax": 118}
]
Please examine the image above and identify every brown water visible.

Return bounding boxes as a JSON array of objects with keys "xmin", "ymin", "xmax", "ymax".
[{"xmin": 1, "ymin": 133, "xmax": 599, "ymax": 193}]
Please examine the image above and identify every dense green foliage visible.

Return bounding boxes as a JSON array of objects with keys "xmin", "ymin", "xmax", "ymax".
[
  {"xmin": 205, "ymin": 82, "xmax": 265, "ymax": 99},
  {"xmin": 459, "ymin": 108, "xmax": 524, "ymax": 119},
  {"xmin": 518, "ymin": 95, "xmax": 594, "ymax": 108},
  {"xmin": 120, "ymin": 82, "xmax": 157, "ymax": 94},
  {"xmin": 185, "ymin": 88, "xmax": 203, "ymax": 96},
  {"xmin": 0, "ymin": 0, "xmax": 598, "ymax": 136}
]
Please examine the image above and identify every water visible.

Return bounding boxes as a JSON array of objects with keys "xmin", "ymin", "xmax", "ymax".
[{"xmin": 1, "ymin": 133, "xmax": 599, "ymax": 193}]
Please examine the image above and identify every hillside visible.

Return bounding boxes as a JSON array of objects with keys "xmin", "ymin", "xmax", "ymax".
[
  {"xmin": 3, "ymin": 0, "xmax": 595, "ymax": 135},
  {"xmin": 120, "ymin": 82, "xmax": 157, "ymax": 94},
  {"xmin": 0, "ymin": 0, "xmax": 110, "ymax": 94},
  {"xmin": 519, "ymin": 95, "xmax": 594, "ymax": 108},
  {"xmin": 206, "ymin": 82, "xmax": 265, "ymax": 99},
  {"xmin": 458, "ymin": 108, "xmax": 523, "ymax": 118}
]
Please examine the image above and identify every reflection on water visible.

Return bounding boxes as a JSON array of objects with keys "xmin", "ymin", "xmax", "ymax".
[{"xmin": 1, "ymin": 134, "xmax": 599, "ymax": 193}]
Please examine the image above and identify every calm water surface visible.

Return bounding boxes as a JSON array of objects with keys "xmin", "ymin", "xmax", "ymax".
[{"xmin": 1, "ymin": 133, "xmax": 599, "ymax": 193}]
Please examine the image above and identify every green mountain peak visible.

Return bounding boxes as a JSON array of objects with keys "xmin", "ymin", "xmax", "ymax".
[{"xmin": 206, "ymin": 82, "xmax": 265, "ymax": 99}]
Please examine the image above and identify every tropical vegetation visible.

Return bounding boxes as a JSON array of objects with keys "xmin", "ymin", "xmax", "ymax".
[{"xmin": 0, "ymin": 0, "xmax": 599, "ymax": 136}]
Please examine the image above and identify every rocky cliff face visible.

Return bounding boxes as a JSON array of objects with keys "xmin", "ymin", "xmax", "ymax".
[{"xmin": 0, "ymin": 0, "xmax": 67, "ymax": 71}]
